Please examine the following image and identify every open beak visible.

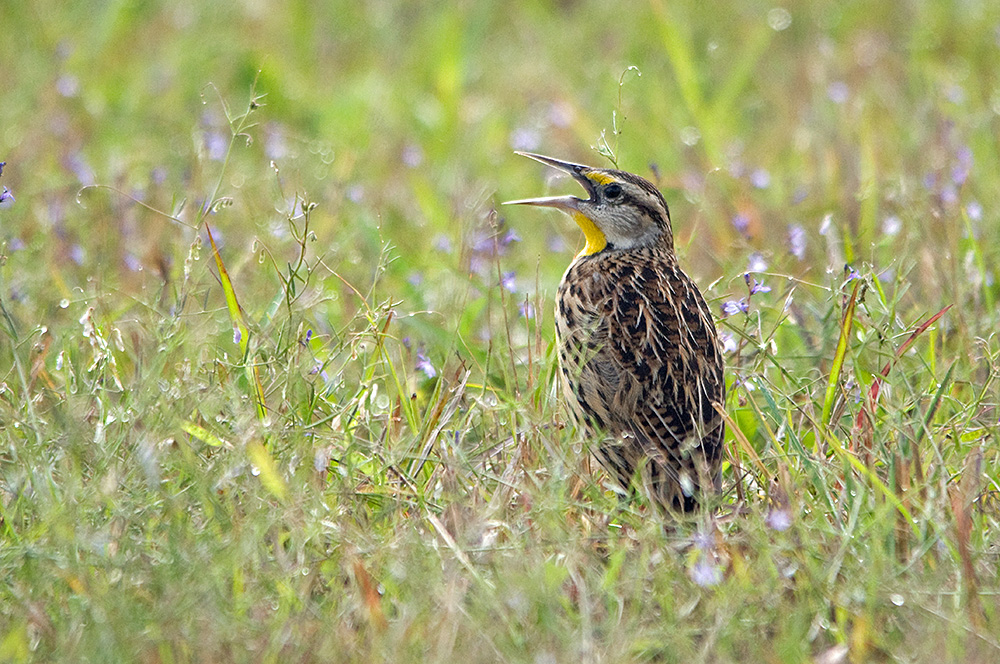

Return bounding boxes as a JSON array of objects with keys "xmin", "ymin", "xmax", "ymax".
[{"xmin": 503, "ymin": 152, "xmax": 596, "ymax": 210}]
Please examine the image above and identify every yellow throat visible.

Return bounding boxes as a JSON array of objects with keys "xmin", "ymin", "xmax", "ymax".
[{"xmin": 571, "ymin": 211, "xmax": 607, "ymax": 256}]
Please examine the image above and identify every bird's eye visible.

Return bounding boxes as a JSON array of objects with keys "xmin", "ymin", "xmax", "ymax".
[{"xmin": 604, "ymin": 183, "xmax": 622, "ymax": 200}]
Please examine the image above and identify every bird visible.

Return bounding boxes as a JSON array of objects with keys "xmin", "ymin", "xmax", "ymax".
[{"xmin": 506, "ymin": 152, "xmax": 725, "ymax": 513}]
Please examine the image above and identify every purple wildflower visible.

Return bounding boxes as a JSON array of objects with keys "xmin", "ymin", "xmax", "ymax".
[
  {"xmin": 547, "ymin": 234, "xmax": 568, "ymax": 253},
  {"xmin": 305, "ymin": 329, "xmax": 313, "ymax": 342},
  {"xmin": 433, "ymin": 234, "xmax": 453, "ymax": 253},
  {"xmin": 845, "ymin": 264, "xmax": 860, "ymax": 281},
  {"xmin": 788, "ymin": 224, "xmax": 806, "ymax": 260},
  {"xmin": 719, "ymin": 331, "xmax": 738, "ymax": 354},
  {"xmin": 827, "ymin": 81, "xmax": 849, "ymax": 104},
  {"xmin": 744, "ymin": 273, "xmax": 771, "ymax": 295},
  {"xmin": 722, "ymin": 299, "xmax": 749, "ymax": 317},
  {"xmin": 691, "ymin": 529, "xmax": 715, "ymax": 551},
  {"xmin": 501, "ymin": 228, "xmax": 522, "ymax": 246},
  {"xmin": 766, "ymin": 508, "xmax": 792, "ymax": 531},
  {"xmin": 346, "ymin": 184, "xmax": 365, "ymax": 203},
  {"xmin": 401, "ymin": 143, "xmax": 424, "ymax": 168},
  {"xmin": 689, "ymin": 558, "xmax": 722, "ymax": 587},
  {"xmin": 966, "ymin": 201, "xmax": 982, "ymax": 221},
  {"xmin": 940, "ymin": 183, "xmax": 958, "ymax": 206},
  {"xmin": 204, "ymin": 131, "xmax": 228, "ymax": 162},
  {"xmin": 501, "ymin": 271, "xmax": 517, "ymax": 293},
  {"xmin": 519, "ymin": 301, "xmax": 535, "ymax": 319},
  {"xmin": 747, "ymin": 252, "xmax": 768, "ymax": 272},
  {"xmin": 416, "ymin": 349, "xmax": 436, "ymax": 379},
  {"xmin": 731, "ymin": 213, "xmax": 750, "ymax": 235},
  {"xmin": 509, "ymin": 126, "xmax": 541, "ymax": 152},
  {"xmin": 124, "ymin": 253, "xmax": 142, "ymax": 272},
  {"xmin": 264, "ymin": 123, "xmax": 288, "ymax": 160},
  {"xmin": 0, "ymin": 187, "xmax": 13, "ymax": 208},
  {"xmin": 882, "ymin": 215, "xmax": 902, "ymax": 236},
  {"xmin": 750, "ymin": 168, "xmax": 771, "ymax": 189}
]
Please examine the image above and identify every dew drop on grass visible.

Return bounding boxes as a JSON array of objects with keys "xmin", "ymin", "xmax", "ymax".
[
  {"xmin": 251, "ymin": 465, "xmax": 261, "ymax": 477},
  {"xmin": 59, "ymin": 299, "xmax": 70, "ymax": 309},
  {"xmin": 768, "ymin": 7, "xmax": 791, "ymax": 31},
  {"xmin": 890, "ymin": 593, "xmax": 904, "ymax": 606},
  {"xmin": 680, "ymin": 126, "xmax": 701, "ymax": 146},
  {"xmin": 375, "ymin": 393, "xmax": 390, "ymax": 411}
]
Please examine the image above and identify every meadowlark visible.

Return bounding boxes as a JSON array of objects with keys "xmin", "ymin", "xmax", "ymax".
[{"xmin": 507, "ymin": 152, "xmax": 725, "ymax": 512}]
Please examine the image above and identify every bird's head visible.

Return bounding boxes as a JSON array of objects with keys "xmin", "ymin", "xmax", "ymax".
[{"xmin": 505, "ymin": 152, "xmax": 673, "ymax": 256}]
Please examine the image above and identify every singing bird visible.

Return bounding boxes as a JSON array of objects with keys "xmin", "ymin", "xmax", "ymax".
[{"xmin": 507, "ymin": 152, "xmax": 725, "ymax": 512}]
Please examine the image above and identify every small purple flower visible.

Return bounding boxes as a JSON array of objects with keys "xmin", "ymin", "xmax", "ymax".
[
  {"xmin": 501, "ymin": 229, "xmax": 522, "ymax": 246},
  {"xmin": 547, "ymin": 234, "xmax": 568, "ymax": 253},
  {"xmin": 940, "ymin": 183, "xmax": 958, "ymax": 206},
  {"xmin": 845, "ymin": 264, "xmax": 860, "ymax": 281},
  {"xmin": 305, "ymin": 329, "xmax": 313, "ymax": 342},
  {"xmin": 433, "ymin": 234, "xmax": 453, "ymax": 253},
  {"xmin": 744, "ymin": 273, "xmax": 771, "ymax": 295},
  {"xmin": 966, "ymin": 201, "xmax": 982, "ymax": 221},
  {"xmin": 519, "ymin": 301, "xmax": 535, "ymax": 319},
  {"xmin": 689, "ymin": 558, "xmax": 722, "ymax": 587},
  {"xmin": 401, "ymin": 143, "xmax": 424, "ymax": 168},
  {"xmin": 204, "ymin": 131, "xmax": 228, "ymax": 162},
  {"xmin": 719, "ymin": 331, "xmax": 738, "ymax": 354},
  {"xmin": 747, "ymin": 252, "xmax": 768, "ymax": 272},
  {"xmin": 346, "ymin": 184, "xmax": 365, "ymax": 203},
  {"xmin": 750, "ymin": 168, "xmax": 771, "ymax": 189},
  {"xmin": 731, "ymin": 213, "xmax": 750, "ymax": 235},
  {"xmin": 766, "ymin": 508, "xmax": 792, "ymax": 531},
  {"xmin": 408, "ymin": 272, "xmax": 424, "ymax": 287},
  {"xmin": 233, "ymin": 327, "xmax": 242, "ymax": 344},
  {"xmin": 416, "ymin": 349, "xmax": 436, "ymax": 379},
  {"xmin": 788, "ymin": 224, "xmax": 806, "ymax": 260},
  {"xmin": 0, "ymin": 186, "xmax": 13, "ymax": 208},
  {"xmin": 691, "ymin": 529, "xmax": 714, "ymax": 551},
  {"xmin": 264, "ymin": 123, "xmax": 288, "ymax": 160},
  {"xmin": 882, "ymin": 215, "xmax": 902, "ymax": 236},
  {"xmin": 124, "ymin": 253, "xmax": 142, "ymax": 272},
  {"xmin": 509, "ymin": 126, "xmax": 541, "ymax": 152},
  {"xmin": 722, "ymin": 299, "xmax": 749, "ymax": 317},
  {"xmin": 818, "ymin": 214, "xmax": 833, "ymax": 236},
  {"xmin": 501, "ymin": 271, "xmax": 517, "ymax": 293},
  {"xmin": 827, "ymin": 81, "xmax": 849, "ymax": 104}
]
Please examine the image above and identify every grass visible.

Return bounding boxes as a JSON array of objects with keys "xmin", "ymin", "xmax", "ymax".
[{"xmin": 1, "ymin": 1, "xmax": 999, "ymax": 661}]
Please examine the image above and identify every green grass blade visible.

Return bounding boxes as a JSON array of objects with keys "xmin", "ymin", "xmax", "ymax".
[
  {"xmin": 206, "ymin": 222, "xmax": 267, "ymax": 424},
  {"xmin": 821, "ymin": 280, "xmax": 860, "ymax": 431}
]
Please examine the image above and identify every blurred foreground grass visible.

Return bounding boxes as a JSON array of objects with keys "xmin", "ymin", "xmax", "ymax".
[{"xmin": 1, "ymin": 1, "xmax": 999, "ymax": 661}]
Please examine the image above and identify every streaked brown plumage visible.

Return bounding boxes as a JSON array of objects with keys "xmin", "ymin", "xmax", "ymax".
[{"xmin": 507, "ymin": 152, "xmax": 725, "ymax": 512}]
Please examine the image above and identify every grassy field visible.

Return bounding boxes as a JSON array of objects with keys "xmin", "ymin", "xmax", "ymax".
[{"xmin": 2, "ymin": 1, "xmax": 999, "ymax": 661}]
